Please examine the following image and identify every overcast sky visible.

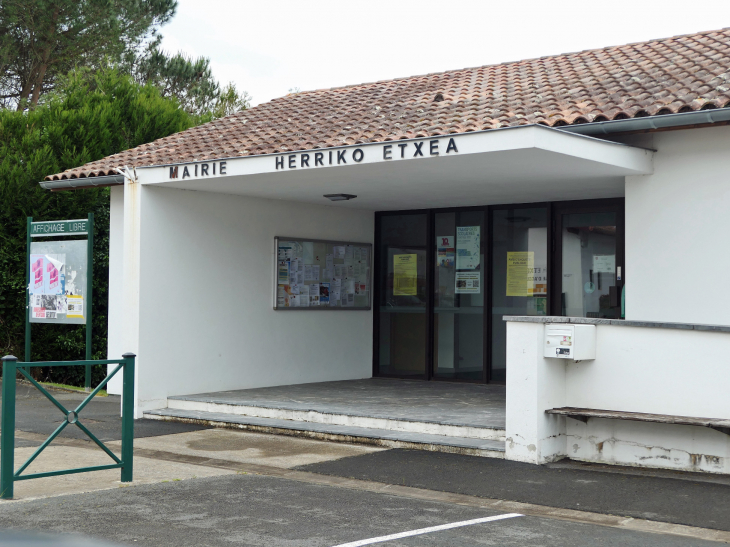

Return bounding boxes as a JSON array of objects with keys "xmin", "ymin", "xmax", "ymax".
[{"xmin": 159, "ymin": 0, "xmax": 730, "ymax": 106}]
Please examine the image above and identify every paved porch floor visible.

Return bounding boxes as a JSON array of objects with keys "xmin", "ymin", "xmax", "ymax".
[{"xmin": 169, "ymin": 378, "xmax": 506, "ymax": 430}]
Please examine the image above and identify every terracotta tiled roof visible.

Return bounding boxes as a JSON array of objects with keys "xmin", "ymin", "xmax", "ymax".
[{"xmin": 47, "ymin": 28, "xmax": 730, "ymax": 180}]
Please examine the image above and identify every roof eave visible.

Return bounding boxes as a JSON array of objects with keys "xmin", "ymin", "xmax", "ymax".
[
  {"xmin": 557, "ymin": 107, "xmax": 730, "ymax": 136},
  {"xmin": 39, "ymin": 174, "xmax": 126, "ymax": 191},
  {"xmin": 38, "ymin": 108, "xmax": 730, "ymax": 191}
]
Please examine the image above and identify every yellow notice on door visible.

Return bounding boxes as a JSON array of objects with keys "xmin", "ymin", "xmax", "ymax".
[
  {"xmin": 506, "ymin": 251, "xmax": 534, "ymax": 297},
  {"xmin": 393, "ymin": 254, "xmax": 417, "ymax": 296}
]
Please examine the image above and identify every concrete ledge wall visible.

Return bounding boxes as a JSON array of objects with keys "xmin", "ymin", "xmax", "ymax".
[{"xmin": 505, "ymin": 320, "xmax": 730, "ymax": 474}]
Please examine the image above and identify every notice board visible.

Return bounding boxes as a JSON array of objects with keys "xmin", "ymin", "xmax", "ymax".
[
  {"xmin": 29, "ymin": 239, "xmax": 88, "ymax": 324},
  {"xmin": 274, "ymin": 237, "xmax": 372, "ymax": 310}
]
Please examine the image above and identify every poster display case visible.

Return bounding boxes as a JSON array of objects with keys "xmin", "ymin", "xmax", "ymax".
[
  {"xmin": 29, "ymin": 239, "xmax": 88, "ymax": 324},
  {"xmin": 274, "ymin": 237, "xmax": 371, "ymax": 310}
]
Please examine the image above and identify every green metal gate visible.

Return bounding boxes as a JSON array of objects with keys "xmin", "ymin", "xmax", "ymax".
[{"xmin": 0, "ymin": 353, "xmax": 135, "ymax": 499}]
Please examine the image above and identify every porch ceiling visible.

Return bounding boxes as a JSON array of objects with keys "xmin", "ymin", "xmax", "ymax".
[{"xmin": 142, "ymin": 126, "xmax": 653, "ymax": 211}]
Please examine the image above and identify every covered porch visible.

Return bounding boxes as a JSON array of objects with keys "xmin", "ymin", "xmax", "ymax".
[{"xmin": 105, "ymin": 124, "xmax": 653, "ymax": 418}]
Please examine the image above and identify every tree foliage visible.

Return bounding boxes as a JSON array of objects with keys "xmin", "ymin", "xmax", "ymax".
[
  {"xmin": 127, "ymin": 44, "xmax": 219, "ymax": 115},
  {"xmin": 0, "ymin": 0, "xmax": 177, "ymax": 110},
  {"xmin": 124, "ymin": 44, "xmax": 251, "ymax": 117},
  {"xmin": 0, "ymin": 67, "xmax": 197, "ymax": 384},
  {"xmin": 213, "ymin": 82, "xmax": 252, "ymax": 119}
]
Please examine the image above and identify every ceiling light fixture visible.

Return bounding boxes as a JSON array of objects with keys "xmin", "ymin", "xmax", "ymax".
[{"xmin": 324, "ymin": 194, "xmax": 357, "ymax": 201}]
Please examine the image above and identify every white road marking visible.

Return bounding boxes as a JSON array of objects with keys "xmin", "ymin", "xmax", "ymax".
[{"xmin": 330, "ymin": 513, "xmax": 524, "ymax": 547}]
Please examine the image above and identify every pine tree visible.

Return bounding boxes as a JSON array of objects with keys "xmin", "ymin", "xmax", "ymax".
[{"xmin": 0, "ymin": 0, "xmax": 177, "ymax": 110}]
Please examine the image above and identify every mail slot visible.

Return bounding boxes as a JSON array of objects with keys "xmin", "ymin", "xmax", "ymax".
[{"xmin": 544, "ymin": 324, "xmax": 596, "ymax": 360}]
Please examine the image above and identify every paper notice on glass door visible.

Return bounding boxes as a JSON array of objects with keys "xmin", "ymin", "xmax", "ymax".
[
  {"xmin": 437, "ymin": 236, "xmax": 455, "ymax": 268},
  {"xmin": 393, "ymin": 254, "xmax": 417, "ymax": 296},
  {"xmin": 455, "ymin": 272, "xmax": 480, "ymax": 294},
  {"xmin": 456, "ymin": 227, "xmax": 480, "ymax": 270},
  {"xmin": 593, "ymin": 255, "xmax": 615, "ymax": 274},
  {"xmin": 506, "ymin": 251, "xmax": 535, "ymax": 296}
]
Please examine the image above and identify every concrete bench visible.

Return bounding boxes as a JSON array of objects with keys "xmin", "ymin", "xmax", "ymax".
[{"xmin": 546, "ymin": 407, "xmax": 730, "ymax": 436}]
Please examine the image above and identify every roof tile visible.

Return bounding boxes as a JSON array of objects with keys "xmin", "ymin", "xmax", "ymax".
[{"xmin": 47, "ymin": 28, "xmax": 730, "ymax": 180}]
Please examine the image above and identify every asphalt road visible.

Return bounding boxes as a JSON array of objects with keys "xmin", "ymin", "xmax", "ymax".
[
  {"xmin": 297, "ymin": 449, "xmax": 730, "ymax": 532},
  {"xmin": 0, "ymin": 474, "xmax": 721, "ymax": 547},
  {"xmin": 2, "ymin": 381, "xmax": 729, "ymax": 545}
]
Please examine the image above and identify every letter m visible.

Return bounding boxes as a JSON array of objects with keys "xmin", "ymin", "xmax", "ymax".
[{"xmin": 169, "ymin": 166, "xmax": 178, "ymax": 179}]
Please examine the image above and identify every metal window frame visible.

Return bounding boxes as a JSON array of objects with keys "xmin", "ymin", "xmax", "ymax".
[{"xmin": 373, "ymin": 198, "xmax": 626, "ymax": 384}]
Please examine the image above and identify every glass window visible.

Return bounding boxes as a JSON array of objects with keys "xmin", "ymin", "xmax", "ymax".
[
  {"xmin": 491, "ymin": 207, "xmax": 548, "ymax": 382},
  {"xmin": 433, "ymin": 211, "xmax": 485, "ymax": 381},
  {"xmin": 377, "ymin": 214, "xmax": 428, "ymax": 377},
  {"xmin": 561, "ymin": 212, "xmax": 618, "ymax": 318}
]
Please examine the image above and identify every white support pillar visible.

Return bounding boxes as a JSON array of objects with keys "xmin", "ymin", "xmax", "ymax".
[
  {"xmin": 505, "ymin": 321, "xmax": 567, "ymax": 464},
  {"xmin": 120, "ymin": 170, "xmax": 142, "ymax": 417}
]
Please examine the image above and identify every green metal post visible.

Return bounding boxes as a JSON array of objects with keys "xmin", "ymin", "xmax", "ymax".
[
  {"xmin": 120, "ymin": 353, "xmax": 135, "ymax": 483},
  {"xmin": 25, "ymin": 217, "xmax": 32, "ymax": 366},
  {"xmin": 1, "ymin": 356, "xmax": 18, "ymax": 499},
  {"xmin": 85, "ymin": 213, "xmax": 94, "ymax": 391}
]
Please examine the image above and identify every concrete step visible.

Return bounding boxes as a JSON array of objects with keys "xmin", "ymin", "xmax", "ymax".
[
  {"xmin": 166, "ymin": 397, "xmax": 505, "ymax": 442},
  {"xmin": 144, "ymin": 408, "xmax": 505, "ymax": 459}
]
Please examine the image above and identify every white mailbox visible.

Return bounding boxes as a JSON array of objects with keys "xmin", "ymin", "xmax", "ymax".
[{"xmin": 544, "ymin": 324, "xmax": 596, "ymax": 360}]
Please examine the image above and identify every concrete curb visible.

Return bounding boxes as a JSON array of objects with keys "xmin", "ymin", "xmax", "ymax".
[{"xmin": 143, "ymin": 412, "xmax": 505, "ymax": 458}]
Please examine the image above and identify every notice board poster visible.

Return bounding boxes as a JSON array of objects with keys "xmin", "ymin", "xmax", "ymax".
[
  {"xmin": 454, "ymin": 226, "xmax": 481, "ymax": 294},
  {"xmin": 29, "ymin": 239, "xmax": 87, "ymax": 324},
  {"xmin": 506, "ymin": 251, "xmax": 535, "ymax": 297},
  {"xmin": 274, "ymin": 237, "xmax": 371, "ymax": 310},
  {"xmin": 393, "ymin": 254, "xmax": 417, "ymax": 296},
  {"xmin": 436, "ymin": 236, "xmax": 455, "ymax": 268},
  {"xmin": 455, "ymin": 272, "xmax": 480, "ymax": 294},
  {"xmin": 593, "ymin": 254, "xmax": 616, "ymax": 274},
  {"xmin": 456, "ymin": 226, "xmax": 480, "ymax": 270}
]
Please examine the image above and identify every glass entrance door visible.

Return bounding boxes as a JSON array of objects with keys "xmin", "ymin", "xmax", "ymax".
[
  {"xmin": 433, "ymin": 210, "xmax": 485, "ymax": 381},
  {"xmin": 376, "ymin": 213, "xmax": 428, "ymax": 378},
  {"xmin": 374, "ymin": 198, "xmax": 624, "ymax": 382},
  {"xmin": 490, "ymin": 206, "xmax": 548, "ymax": 382},
  {"xmin": 553, "ymin": 201, "xmax": 624, "ymax": 318}
]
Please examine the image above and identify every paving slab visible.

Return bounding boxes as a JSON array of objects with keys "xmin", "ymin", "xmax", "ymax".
[{"xmin": 169, "ymin": 378, "xmax": 506, "ymax": 429}]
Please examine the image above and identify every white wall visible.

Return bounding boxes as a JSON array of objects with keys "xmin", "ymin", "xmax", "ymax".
[
  {"xmin": 108, "ymin": 185, "xmax": 374, "ymax": 413},
  {"xmin": 626, "ymin": 126, "xmax": 730, "ymax": 324},
  {"xmin": 505, "ymin": 319, "xmax": 730, "ymax": 474},
  {"xmin": 106, "ymin": 186, "xmax": 124, "ymax": 395}
]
